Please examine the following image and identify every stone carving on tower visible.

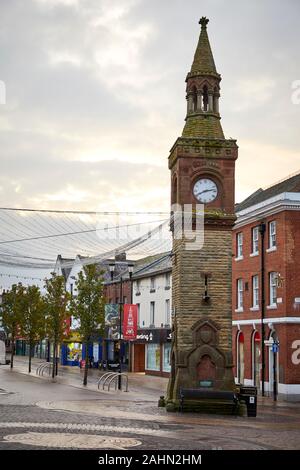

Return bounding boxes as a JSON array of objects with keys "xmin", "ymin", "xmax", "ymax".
[{"xmin": 166, "ymin": 17, "xmax": 238, "ymax": 412}]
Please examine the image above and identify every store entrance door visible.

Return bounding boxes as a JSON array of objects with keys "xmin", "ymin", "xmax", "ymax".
[{"xmin": 133, "ymin": 344, "xmax": 145, "ymax": 372}]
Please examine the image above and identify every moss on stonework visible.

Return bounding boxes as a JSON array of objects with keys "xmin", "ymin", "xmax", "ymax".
[
  {"xmin": 182, "ymin": 116, "xmax": 224, "ymax": 139},
  {"xmin": 190, "ymin": 24, "xmax": 217, "ymax": 75}
]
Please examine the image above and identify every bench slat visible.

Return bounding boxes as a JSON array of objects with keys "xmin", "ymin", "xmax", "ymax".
[{"xmin": 180, "ymin": 389, "xmax": 236, "ymax": 401}]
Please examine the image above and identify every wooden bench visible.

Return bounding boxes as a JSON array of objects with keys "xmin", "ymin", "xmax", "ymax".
[{"xmin": 179, "ymin": 388, "xmax": 239, "ymax": 414}]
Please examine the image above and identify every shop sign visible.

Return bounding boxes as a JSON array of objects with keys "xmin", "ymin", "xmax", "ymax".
[{"xmin": 136, "ymin": 328, "xmax": 172, "ymax": 343}]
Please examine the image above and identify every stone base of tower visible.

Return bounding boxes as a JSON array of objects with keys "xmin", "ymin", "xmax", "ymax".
[
  {"xmin": 164, "ymin": 226, "xmax": 240, "ymax": 414},
  {"xmin": 165, "ymin": 345, "xmax": 243, "ymax": 415}
]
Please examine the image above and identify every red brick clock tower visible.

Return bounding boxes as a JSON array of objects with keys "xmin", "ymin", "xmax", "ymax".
[{"xmin": 166, "ymin": 17, "xmax": 239, "ymax": 412}]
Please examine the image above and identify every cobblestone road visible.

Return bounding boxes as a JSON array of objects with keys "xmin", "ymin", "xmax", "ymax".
[{"xmin": 0, "ymin": 361, "xmax": 300, "ymax": 450}]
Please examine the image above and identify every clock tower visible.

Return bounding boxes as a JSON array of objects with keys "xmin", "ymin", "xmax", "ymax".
[{"xmin": 166, "ymin": 17, "xmax": 238, "ymax": 412}]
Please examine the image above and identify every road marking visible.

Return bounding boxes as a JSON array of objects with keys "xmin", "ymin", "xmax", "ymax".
[{"xmin": 3, "ymin": 432, "xmax": 141, "ymax": 449}]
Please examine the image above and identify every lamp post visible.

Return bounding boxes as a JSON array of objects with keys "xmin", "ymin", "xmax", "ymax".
[{"xmin": 109, "ymin": 261, "xmax": 134, "ymax": 390}]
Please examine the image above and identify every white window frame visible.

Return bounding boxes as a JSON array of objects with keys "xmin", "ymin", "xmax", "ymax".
[
  {"xmin": 252, "ymin": 275, "xmax": 259, "ymax": 308},
  {"xmin": 252, "ymin": 227, "xmax": 259, "ymax": 255},
  {"xmin": 236, "ymin": 278, "xmax": 243, "ymax": 311},
  {"xmin": 269, "ymin": 272, "xmax": 277, "ymax": 307},
  {"xmin": 165, "ymin": 272, "xmax": 171, "ymax": 288},
  {"xmin": 150, "ymin": 301, "xmax": 155, "ymax": 326},
  {"xmin": 236, "ymin": 232, "xmax": 243, "ymax": 259},
  {"xmin": 269, "ymin": 221, "xmax": 277, "ymax": 249},
  {"xmin": 165, "ymin": 299, "xmax": 170, "ymax": 326},
  {"xmin": 150, "ymin": 277, "xmax": 156, "ymax": 290},
  {"xmin": 135, "ymin": 280, "xmax": 141, "ymax": 294},
  {"xmin": 136, "ymin": 303, "xmax": 140, "ymax": 326}
]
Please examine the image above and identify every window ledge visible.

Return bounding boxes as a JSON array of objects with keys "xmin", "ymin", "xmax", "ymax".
[
  {"xmin": 250, "ymin": 252, "xmax": 259, "ymax": 257},
  {"xmin": 266, "ymin": 246, "xmax": 277, "ymax": 253},
  {"xmin": 235, "ymin": 256, "xmax": 244, "ymax": 262},
  {"xmin": 135, "ymin": 292, "xmax": 141, "ymax": 296},
  {"xmin": 250, "ymin": 306, "xmax": 259, "ymax": 311},
  {"xmin": 267, "ymin": 304, "xmax": 277, "ymax": 310},
  {"xmin": 164, "ymin": 286, "xmax": 171, "ymax": 290},
  {"xmin": 235, "ymin": 308, "xmax": 244, "ymax": 313},
  {"xmin": 150, "ymin": 289, "xmax": 156, "ymax": 293}
]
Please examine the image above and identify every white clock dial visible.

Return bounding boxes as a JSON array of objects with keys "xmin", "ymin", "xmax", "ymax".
[{"xmin": 193, "ymin": 178, "xmax": 218, "ymax": 203}]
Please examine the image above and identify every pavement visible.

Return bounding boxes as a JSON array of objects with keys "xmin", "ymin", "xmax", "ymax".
[{"xmin": 0, "ymin": 357, "xmax": 300, "ymax": 450}]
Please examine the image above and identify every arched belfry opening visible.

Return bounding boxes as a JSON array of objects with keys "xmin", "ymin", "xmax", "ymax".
[
  {"xmin": 192, "ymin": 86, "xmax": 197, "ymax": 112},
  {"xmin": 202, "ymin": 85, "xmax": 209, "ymax": 112}
]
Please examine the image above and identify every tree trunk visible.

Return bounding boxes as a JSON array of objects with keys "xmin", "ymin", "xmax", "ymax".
[
  {"xmin": 83, "ymin": 342, "xmax": 89, "ymax": 386},
  {"xmin": 52, "ymin": 342, "xmax": 56, "ymax": 379},
  {"xmin": 28, "ymin": 342, "xmax": 32, "ymax": 373},
  {"xmin": 55, "ymin": 350, "xmax": 58, "ymax": 376},
  {"xmin": 10, "ymin": 337, "xmax": 15, "ymax": 369},
  {"xmin": 46, "ymin": 340, "xmax": 50, "ymax": 362}
]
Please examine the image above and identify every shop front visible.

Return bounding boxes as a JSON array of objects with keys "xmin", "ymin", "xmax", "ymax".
[
  {"xmin": 61, "ymin": 332, "xmax": 103, "ymax": 367},
  {"xmin": 15, "ymin": 339, "xmax": 49, "ymax": 360},
  {"xmin": 131, "ymin": 328, "xmax": 171, "ymax": 377}
]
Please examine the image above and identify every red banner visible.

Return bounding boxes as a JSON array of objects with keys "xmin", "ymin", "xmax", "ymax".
[{"xmin": 123, "ymin": 304, "xmax": 138, "ymax": 340}]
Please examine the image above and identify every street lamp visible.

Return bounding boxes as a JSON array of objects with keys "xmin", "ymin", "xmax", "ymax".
[{"xmin": 109, "ymin": 261, "xmax": 134, "ymax": 390}]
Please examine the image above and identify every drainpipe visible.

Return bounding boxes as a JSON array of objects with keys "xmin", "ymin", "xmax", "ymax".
[{"xmin": 259, "ymin": 222, "xmax": 266, "ymax": 396}]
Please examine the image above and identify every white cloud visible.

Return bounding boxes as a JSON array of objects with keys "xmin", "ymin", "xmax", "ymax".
[{"xmin": 233, "ymin": 77, "xmax": 276, "ymax": 111}]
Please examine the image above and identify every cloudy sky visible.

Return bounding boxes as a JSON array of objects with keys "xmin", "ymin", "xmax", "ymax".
[{"xmin": 0, "ymin": 0, "xmax": 300, "ymax": 213}]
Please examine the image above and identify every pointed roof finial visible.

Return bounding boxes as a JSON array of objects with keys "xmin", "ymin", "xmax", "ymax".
[
  {"xmin": 199, "ymin": 17, "xmax": 209, "ymax": 29},
  {"xmin": 189, "ymin": 16, "xmax": 217, "ymax": 75}
]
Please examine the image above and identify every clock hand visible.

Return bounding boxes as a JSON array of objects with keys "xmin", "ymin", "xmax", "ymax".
[{"xmin": 195, "ymin": 189, "xmax": 216, "ymax": 196}]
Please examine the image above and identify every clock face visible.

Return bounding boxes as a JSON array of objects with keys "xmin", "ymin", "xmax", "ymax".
[{"xmin": 193, "ymin": 178, "xmax": 218, "ymax": 203}]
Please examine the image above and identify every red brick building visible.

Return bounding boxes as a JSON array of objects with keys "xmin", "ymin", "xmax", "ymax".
[{"xmin": 232, "ymin": 173, "xmax": 300, "ymax": 401}]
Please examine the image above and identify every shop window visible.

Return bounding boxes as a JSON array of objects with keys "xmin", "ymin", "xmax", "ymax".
[
  {"xmin": 146, "ymin": 343, "xmax": 160, "ymax": 371},
  {"xmin": 163, "ymin": 343, "xmax": 171, "ymax": 372}
]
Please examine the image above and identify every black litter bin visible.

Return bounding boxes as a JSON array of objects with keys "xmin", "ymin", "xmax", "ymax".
[{"xmin": 239, "ymin": 385, "xmax": 257, "ymax": 417}]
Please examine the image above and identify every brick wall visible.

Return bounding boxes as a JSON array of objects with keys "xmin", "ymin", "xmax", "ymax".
[{"xmin": 232, "ymin": 209, "xmax": 300, "ymax": 393}]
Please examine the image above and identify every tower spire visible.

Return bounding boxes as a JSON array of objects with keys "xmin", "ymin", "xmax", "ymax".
[
  {"xmin": 190, "ymin": 17, "xmax": 217, "ymax": 75},
  {"xmin": 182, "ymin": 17, "xmax": 224, "ymax": 139}
]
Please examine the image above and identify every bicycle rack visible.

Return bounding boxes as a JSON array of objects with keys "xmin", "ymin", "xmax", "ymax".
[
  {"xmin": 36, "ymin": 362, "xmax": 53, "ymax": 376},
  {"xmin": 35, "ymin": 363, "xmax": 46, "ymax": 375},
  {"xmin": 97, "ymin": 372, "xmax": 129, "ymax": 392},
  {"xmin": 97, "ymin": 372, "xmax": 115, "ymax": 389},
  {"xmin": 108, "ymin": 373, "xmax": 129, "ymax": 392}
]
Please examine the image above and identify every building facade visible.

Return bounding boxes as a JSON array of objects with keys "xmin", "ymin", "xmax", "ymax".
[
  {"xmin": 232, "ymin": 174, "xmax": 300, "ymax": 401},
  {"xmin": 131, "ymin": 253, "xmax": 172, "ymax": 377}
]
